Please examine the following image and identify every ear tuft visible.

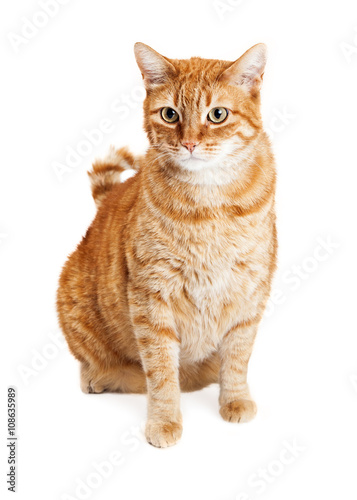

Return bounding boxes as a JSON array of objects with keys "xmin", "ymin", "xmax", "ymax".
[
  {"xmin": 219, "ymin": 43, "xmax": 267, "ymax": 96},
  {"xmin": 134, "ymin": 42, "xmax": 176, "ymax": 86}
]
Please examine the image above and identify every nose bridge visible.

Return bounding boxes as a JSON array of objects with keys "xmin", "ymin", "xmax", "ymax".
[
  {"xmin": 181, "ymin": 123, "xmax": 198, "ymax": 143},
  {"xmin": 180, "ymin": 89, "xmax": 205, "ymax": 143},
  {"xmin": 181, "ymin": 108, "xmax": 202, "ymax": 142}
]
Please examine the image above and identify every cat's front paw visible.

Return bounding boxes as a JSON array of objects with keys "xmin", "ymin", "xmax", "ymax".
[
  {"xmin": 145, "ymin": 419, "xmax": 182, "ymax": 448},
  {"xmin": 220, "ymin": 399, "xmax": 257, "ymax": 423}
]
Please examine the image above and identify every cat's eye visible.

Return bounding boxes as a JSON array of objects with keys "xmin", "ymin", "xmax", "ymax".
[
  {"xmin": 161, "ymin": 107, "xmax": 179, "ymax": 123},
  {"xmin": 207, "ymin": 107, "xmax": 228, "ymax": 124}
]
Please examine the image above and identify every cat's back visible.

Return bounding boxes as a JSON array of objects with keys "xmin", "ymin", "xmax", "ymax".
[
  {"xmin": 59, "ymin": 172, "xmax": 140, "ymax": 292},
  {"xmin": 81, "ymin": 172, "xmax": 140, "ymax": 260}
]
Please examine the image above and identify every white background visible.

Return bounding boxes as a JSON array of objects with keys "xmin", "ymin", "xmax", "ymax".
[{"xmin": 1, "ymin": 0, "xmax": 357, "ymax": 499}]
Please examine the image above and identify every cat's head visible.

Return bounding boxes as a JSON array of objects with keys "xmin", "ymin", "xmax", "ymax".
[{"xmin": 134, "ymin": 43, "xmax": 267, "ymax": 176}]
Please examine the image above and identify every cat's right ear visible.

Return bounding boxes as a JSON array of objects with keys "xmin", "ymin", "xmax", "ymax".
[{"xmin": 134, "ymin": 43, "xmax": 176, "ymax": 87}]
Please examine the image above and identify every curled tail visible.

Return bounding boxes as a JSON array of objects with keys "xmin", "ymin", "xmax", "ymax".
[{"xmin": 88, "ymin": 146, "xmax": 138, "ymax": 208}]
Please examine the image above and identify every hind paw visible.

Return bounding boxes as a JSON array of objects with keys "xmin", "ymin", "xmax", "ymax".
[
  {"xmin": 80, "ymin": 377, "xmax": 106, "ymax": 394},
  {"xmin": 80, "ymin": 363, "xmax": 105, "ymax": 394}
]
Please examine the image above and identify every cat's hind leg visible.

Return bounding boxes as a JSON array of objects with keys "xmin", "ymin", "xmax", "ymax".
[
  {"xmin": 80, "ymin": 362, "xmax": 106, "ymax": 394},
  {"xmin": 80, "ymin": 359, "xmax": 147, "ymax": 394},
  {"xmin": 180, "ymin": 352, "xmax": 220, "ymax": 392}
]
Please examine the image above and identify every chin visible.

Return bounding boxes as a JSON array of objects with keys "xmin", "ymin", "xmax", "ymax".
[
  {"xmin": 176, "ymin": 151, "xmax": 230, "ymax": 171},
  {"xmin": 172, "ymin": 155, "xmax": 241, "ymax": 186},
  {"xmin": 177, "ymin": 157, "xmax": 211, "ymax": 171}
]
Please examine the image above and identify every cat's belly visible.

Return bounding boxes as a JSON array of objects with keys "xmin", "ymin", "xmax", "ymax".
[
  {"xmin": 172, "ymin": 261, "xmax": 263, "ymax": 363},
  {"xmin": 178, "ymin": 312, "xmax": 223, "ymax": 363}
]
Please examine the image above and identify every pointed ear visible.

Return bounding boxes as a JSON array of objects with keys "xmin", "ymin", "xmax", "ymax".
[
  {"xmin": 219, "ymin": 43, "xmax": 267, "ymax": 96},
  {"xmin": 134, "ymin": 42, "xmax": 176, "ymax": 86}
]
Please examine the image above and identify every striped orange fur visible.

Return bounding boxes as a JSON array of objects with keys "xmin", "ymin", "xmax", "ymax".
[{"xmin": 57, "ymin": 42, "xmax": 277, "ymax": 447}]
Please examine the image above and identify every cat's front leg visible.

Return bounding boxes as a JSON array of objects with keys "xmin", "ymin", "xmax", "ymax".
[
  {"xmin": 129, "ymin": 290, "xmax": 182, "ymax": 448},
  {"xmin": 135, "ymin": 321, "xmax": 182, "ymax": 447},
  {"xmin": 218, "ymin": 320, "xmax": 259, "ymax": 423}
]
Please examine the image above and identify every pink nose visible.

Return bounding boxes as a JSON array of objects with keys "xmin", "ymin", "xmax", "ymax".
[{"xmin": 182, "ymin": 141, "xmax": 198, "ymax": 154}]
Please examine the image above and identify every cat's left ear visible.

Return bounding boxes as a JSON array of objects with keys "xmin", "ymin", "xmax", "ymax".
[
  {"xmin": 134, "ymin": 42, "xmax": 176, "ymax": 87},
  {"xmin": 219, "ymin": 43, "xmax": 267, "ymax": 97}
]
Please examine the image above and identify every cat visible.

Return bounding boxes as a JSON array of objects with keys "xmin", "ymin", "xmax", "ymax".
[{"xmin": 57, "ymin": 42, "xmax": 277, "ymax": 448}]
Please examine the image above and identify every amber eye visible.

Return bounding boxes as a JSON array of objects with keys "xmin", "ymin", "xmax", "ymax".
[
  {"xmin": 161, "ymin": 107, "xmax": 179, "ymax": 123},
  {"xmin": 207, "ymin": 107, "xmax": 228, "ymax": 124}
]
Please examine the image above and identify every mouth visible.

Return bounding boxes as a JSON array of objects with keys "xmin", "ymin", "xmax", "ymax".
[
  {"xmin": 175, "ymin": 153, "xmax": 211, "ymax": 172},
  {"xmin": 181, "ymin": 152, "xmax": 208, "ymax": 162}
]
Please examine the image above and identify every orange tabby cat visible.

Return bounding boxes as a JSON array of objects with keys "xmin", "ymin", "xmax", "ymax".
[{"xmin": 57, "ymin": 42, "xmax": 277, "ymax": 448}]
